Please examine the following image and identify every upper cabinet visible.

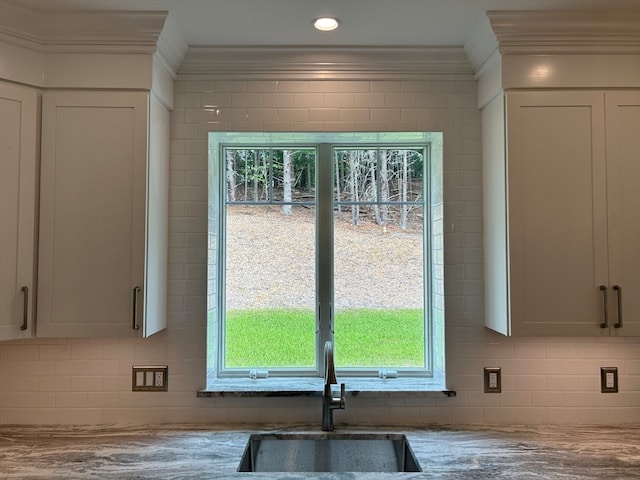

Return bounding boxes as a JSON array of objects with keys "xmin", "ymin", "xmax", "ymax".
[
  {"xmin": 474, "ymin": 11, "xmax": 640, "ymax": 337},
  {"xmin": 483, "ymin": 90, "xmax": 640, "ymax": 337},
  {"xmin": 602, "ymin": 92, "xmax": 640, "ymax": 336},
  {"xmin": 0, "ymin": 6, "xmax": 184, "ymax": 341},
  {"xmin": 37, "ymin": 91, "xmax": 167, "ymax": 337},
  {"xmin": 0, "ymin": 82, "xmax": 38, "ymax": 341}
]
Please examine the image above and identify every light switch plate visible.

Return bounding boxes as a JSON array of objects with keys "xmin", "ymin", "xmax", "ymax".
[
  {"xmin": 132, "ymin": 365, "xmax": 168, "ymax": 391},
  {"xmin": 600, "ymin": 367, "xmax": 618, "ymax": 393},
  {"xmin": 484, "ymin": 367, "xmax": 501, "ymax": 393}
]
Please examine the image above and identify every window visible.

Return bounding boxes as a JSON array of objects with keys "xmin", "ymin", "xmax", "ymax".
[{"xmin": 207, "ymin": 133, "xmax": 445, "ymax": 388}]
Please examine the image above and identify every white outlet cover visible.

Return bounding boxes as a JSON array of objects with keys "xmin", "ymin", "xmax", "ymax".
[{"xmin": 606, "ymin": 372, "xmax": 615, "ymax": 388}]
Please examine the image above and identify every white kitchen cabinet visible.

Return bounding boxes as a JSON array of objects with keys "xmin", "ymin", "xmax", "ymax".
[
  {"xmin": 484, "ymin": 90, "xmax": 640, "ymax": 336},
  {"xmin": 0, "ymin": 82, "xmax": 38, "ymax": 340},
  {"xmin": 603, "ymin": 91, "xmax": 640, "ymax": 336},
  {"xmin": 37, "ymin": 91, "xmax": 167, "ymax": 337}
]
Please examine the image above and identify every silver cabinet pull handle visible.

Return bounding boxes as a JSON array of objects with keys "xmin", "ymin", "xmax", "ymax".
[
  {"xmin": 132, "ymin": 286, "xmax": 141, "ymax": 331},
  {"xmin": 599, "ymin": 285, "xmax": 608, "ymax": 328},
  {"xmin": 20, "ymin": 286, "xmax": 28, "ymax": 331},
  {"xmin": 613, "ymin": 285, "xmax": 622, "ymax": 328}
]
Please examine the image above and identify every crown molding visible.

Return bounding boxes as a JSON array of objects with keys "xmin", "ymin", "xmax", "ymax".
[
  {"xmin": 39, "ymin": 11, "xmax": 167, "ymax": 53},
  {"xmin": 178, "ymin": 46, "xmax": 474, "ymax": 79},
  {"xmin": 0, "ymin": 0, "xmax": 168, "ymax": 54},
  {"xmin": 487, "ymin": 10, "xmax": 640, "ymax": 54},
  {"xmin": 154, "ymin": 14, "xmax": 189, "ymax": 78},
  {"xmin": 0, "ymin": 0, "xmax": 42, "ymax": 48},
  {"xmin": 464, "ymin": 14, "xmax": 498, "ymax": 75},
  {"xmin": 0, "ymin": 0, "xmax": 187, "ymax": 81},
  {"xmin": 466, "ymin": 10, "xmax": 640, "ymax": 74}
]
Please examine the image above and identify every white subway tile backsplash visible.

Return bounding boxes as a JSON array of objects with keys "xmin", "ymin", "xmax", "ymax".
[
  {"xmin": 198, "ymin": 93, "xmax": 232, "ymax": 108},
  {"xmin": 184, "ymin": 80, "xmax": 214, "ymax": 93},
  {"xmin": 483, "ymin": 407, "xmax": 515, "ymax": 423},
  {"xmin": 371, "ymin": 108, "xmax": 401, "ymax": 122},
  {"xmin": 56, "ymin": 392, "xmax": 89, "ymax": 408},
  {"xmin": 354, "ymin": 93, "xmax": 386, "ymax": 108},
  {"xmin": 276, "ymin": 80, "xmax": 309, "ymax": 93},
  {"xmin": 293, "ymin": 93, "xmax": 324, "ymax": 108},
  {"xmin": 23, "ymin": 360, "xmax": 56, "ymax": 376},
  {"xmin": 214, "ymin": 80, "xmax": 247, "ymax": 92},
  {"xmin": 308, "ymin": 81, "xmax": 341, "ymax": 93},
  {"xmin": 38, "ymin": 376, "xmax": 71, "ymax": 392},
  {"xmin": 85, "ymin": 360, "xmax": 120, "ymax": 376},
  {"xmin": 308, "ymin": 108, "xmax": 340, "ymax": 122},
  {"xmin": 262, "ymin": 93, "xmax": 294, "ymax": 108},
  {"xmin": 277, "ymin": 108, "xmax": 308, "ymax": 122},
  {"xmin": 5, "ymin": 345, "xmax": 37, "ymax": 361},
  {"xmin": 170, "ymin": 123, "xmax": 200, "ymax": 140},
  {"xmin": 0, "ymin": 71, "xmax": 637, "ymax": 427},
  {"xmin": 323, "ymin": 93, "xmax": 355, "ymax": 108},
  {"xmin": 513, "ymin": 407, "xmax": 547, "ymax": 424},
  {"xmin": 401, "ymin": 108, "xmax": 432, "ymax": 123},
  {"xmin": 338, "ymin": 81, "xmax": 370, "ymax": 93},
  {"xmin": 247, "ymin": 80, "xmax": 278, "ymax": 92},
  {"xmin": 246, "ymin": 108, "xmax": 278, "ymax": 122},
  {"xmin": 6, "ymin": 376, "xmax": 38, "ymax": 392}
]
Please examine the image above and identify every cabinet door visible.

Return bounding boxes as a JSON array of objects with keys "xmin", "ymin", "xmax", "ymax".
[
  {"xmin": 506, "ymin": 91, "xmax": 608, "ymax": 336},
  {"xmin": 38, "ymin": 91, "xmax": 148, "ymax": 337},
  {"xmin": 0, "ymin": 83, "xmax": 37, "ymax": 340},
  {"xmin": 605, "ymin": 92, "xmax": 640, "ymax": 336}
]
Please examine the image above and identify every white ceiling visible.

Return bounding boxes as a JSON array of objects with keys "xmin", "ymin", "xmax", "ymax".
[{"xmin": 11, "ymin": 0, "xmax": 640, "ymax": 47}]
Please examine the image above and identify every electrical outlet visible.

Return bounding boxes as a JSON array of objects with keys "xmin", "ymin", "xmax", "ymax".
[
  {"xmin": 600, "ymin": 367, "xmax": 618, "ymax": 393},
  {"xmin": 484, "ymin": 367, "xmax": 501, "ymax": 393},
  {"xmin": 132, "ymin": 366, "xmax": 168, "ymax": 391}
]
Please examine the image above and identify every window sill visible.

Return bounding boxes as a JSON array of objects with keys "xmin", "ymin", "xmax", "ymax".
[{"xmin": 197, "ymin": 376, "xmax": 454, "ymax": 398}]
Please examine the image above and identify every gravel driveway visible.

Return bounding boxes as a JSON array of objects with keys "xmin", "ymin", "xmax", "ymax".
[{"xmin": 226, "ymin": 206, "xmax": 424, "ymax": 310}]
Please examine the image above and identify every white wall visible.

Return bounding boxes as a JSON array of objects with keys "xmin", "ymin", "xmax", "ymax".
[{"xmin": 0, "ymin": 75, "xmax": 638, "ymax": 425}]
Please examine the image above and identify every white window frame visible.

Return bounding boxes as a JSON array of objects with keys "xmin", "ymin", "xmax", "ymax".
[{"xmin": 207, "ymin": 132, "xmax": 445, "ymax": 388}]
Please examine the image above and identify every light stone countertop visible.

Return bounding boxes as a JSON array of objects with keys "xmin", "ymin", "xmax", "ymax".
[{"xmin": 1, "ymin": 423, "xmax": 639, "ymax": 479}]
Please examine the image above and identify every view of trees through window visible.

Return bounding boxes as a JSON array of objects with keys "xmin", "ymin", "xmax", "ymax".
[{"xmin": 222, "ymin": 144, "xmax": 427, "ymax": 373}]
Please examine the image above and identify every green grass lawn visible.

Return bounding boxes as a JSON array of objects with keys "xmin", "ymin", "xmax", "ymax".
[{"xmin": 224, "ymin": 308, "xmax": 424, "ymax": 368}]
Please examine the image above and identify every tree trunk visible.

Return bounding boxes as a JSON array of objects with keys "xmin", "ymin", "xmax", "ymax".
[
  {"xmin": 226, "ymin": 150, "xmax": 236, "ymax": 201},
  {"xmin": 370, "ymin": 154, "xmax": 381, "ymax": 225},
  {"xmin": 349, "ymin": 150, "xmax": 359, "ymax": 225},
  {"xmin": 282, "ymin": 149, "xmax": 293, "ymax": 215},
  {"xmin": 380, "ymin": 149, "xmax": 390, "ymax": 225},
  {"xmin": 243, "ymin": 149, "xmax": 249, "ymax": 201},
  {"xmin": 334, "ymin": 153, "xmax": 342, "ymax": 220},
  {"xmin": 400, "ymin": 150, "xmax": 409, "ymax": 230},
  {"xmin": 253, "ymin": 150, "xmax": 259, "ymax": 201}
]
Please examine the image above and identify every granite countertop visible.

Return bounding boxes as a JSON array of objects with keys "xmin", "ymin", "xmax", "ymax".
[{"xmin": 1, "ymin": 423, "xmax": 639, "ymax": 479}]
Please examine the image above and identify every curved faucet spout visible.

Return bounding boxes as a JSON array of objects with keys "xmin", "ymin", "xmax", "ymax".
[
  {"xmin": 322, "ymin": 340, "xmax": 345, "ymax": 431},
  {"xmin": 324, "ymin": 340, "xmax": 337, "ymax": 385}
]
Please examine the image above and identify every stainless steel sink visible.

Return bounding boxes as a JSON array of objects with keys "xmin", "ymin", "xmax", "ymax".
[{"xmin": 237, "ymin": 432, "xmax": 422, "ymax": 472}]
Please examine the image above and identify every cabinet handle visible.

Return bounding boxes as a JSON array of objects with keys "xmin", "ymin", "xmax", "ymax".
[
  {"xmin": 599, "ymin": 285, "xmax": 608, "ymax": 329},
  {"xmin": 132, "ymin": 286, "xmax": 141, "ymax": 331},
  {"xmin": 613, "ymin": 285, "xmax": 622, "ymax": 328},
  {"xmin": 20, "ymin": 286, "xmax": 28, "ymax": 331}
]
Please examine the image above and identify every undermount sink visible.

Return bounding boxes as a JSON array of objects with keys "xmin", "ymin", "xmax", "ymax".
[{"xmin": 237, "ymin": 432, "xmax": 422, "ymax": 472}]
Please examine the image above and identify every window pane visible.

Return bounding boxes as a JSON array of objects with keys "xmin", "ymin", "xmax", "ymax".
[
  {"xmin": 333, "ymin": 148, "xmax": 426, "ymax": 368},
  {"xmin": 223, "ymin": 146, "xmax": 316, "ymax": 370}
]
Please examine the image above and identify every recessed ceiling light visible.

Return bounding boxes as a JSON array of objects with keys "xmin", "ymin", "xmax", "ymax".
[{"xmin": 313, "ymin": 17, "xmax": 340, "ymax": 32}]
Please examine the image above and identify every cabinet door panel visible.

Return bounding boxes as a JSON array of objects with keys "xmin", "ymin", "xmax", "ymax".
[
  {"xmin": 0, "ymin": 83, "xmax": 37, "ymax": 340},
  {"xmin": 605, "ymin": 92, "xmax": 640, "ymax": 336},
  {"xmin": 38, "ymin": 92, "xmax": 147, "ymax": 337},
  {"xmin": 506, "ymin": 92, "xmax": 607, "ymax": 335}
]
